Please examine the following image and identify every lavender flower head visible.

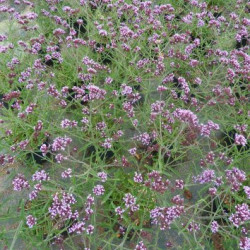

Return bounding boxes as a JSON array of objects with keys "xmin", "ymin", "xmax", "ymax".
[
  {"xmin": 211, "ymin": 221, "xmax": 219, "ymax": 233},
  {"xmin": 26, "ymin": 215, "xmax": 37, "ymax": 228},
  {"xmin": 12, "ymin": 174, "xmax": 30, "ymax": 191}
]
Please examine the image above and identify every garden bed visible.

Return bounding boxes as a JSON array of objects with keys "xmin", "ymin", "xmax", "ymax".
[{"xmin": 0, "ymin": 0, "xmax": 249, "ymax": 249}]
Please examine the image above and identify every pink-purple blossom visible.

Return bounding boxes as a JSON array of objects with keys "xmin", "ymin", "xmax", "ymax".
[
  {"xmin": 93, "ymin": 185, "xmax": 105, "ymax": 196},
  {"xmin": 229, "ymin": 203, "xmax": 250, "ymax": 228},
  {"xmin": 211, "ymin": 221, "xmax": 219, "ymax": 233},
  {"xmin": 26, "ymin": 215, "xmax": 37, "ymax": 228},
  {"xmin": 239, "ymin": 237, "xmax": 250, "ymax": 250},
  {"xmin": 13, "ymin": 174, "xmax": 30, "ymax": 191},
  {"xmin": 135, "ymin": 241, "xmax": 147, "ymax": 250},
  {"xmin": 61, "ymin": 168, "xmax": 72, "ymax": 178},
  {"xmin": 150, "ymin": 205, "xmax": 185, "ymax": 230}
]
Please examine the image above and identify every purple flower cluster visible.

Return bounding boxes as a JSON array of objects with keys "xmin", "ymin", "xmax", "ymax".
[
  {"xmin": 229, "ymin": 203, "xmax": 250, "ymax": 228},
  {"xmin": 48, "ymin": 192, "xmax": 78, "ymax": 220},
  {"xmin": 84, "ymin": 194, "xmax": 95, "ymax": 220},
  {"xmin": 240, "ymin": 237, "xmax": 250, "ymax": 250},
  {"xmin": 235, "ymin": 133, "xmax": 247, "ymax": 146},
  {"xmin": 175, "ymin": 179, "xmax": 185, "ymax": 189},
  {"xmin": 135, "ymin": 241, "xmax": 147, "ymax": 250},
  {"xmin": 193, "ymin": 169, "xmax": 216, "ymax": 184},
  {"xmin": 187, "ymin": 221, "xmax": 200, "ymax": 232},
  {"xmin": 225, "ymin": 167, "xmax": 246, "ymax": 191},
  {"xmin": 173, "ymin": 108, "xmax": 199, "ymax": 127},
  {"xmin": 29, "ymin": 183, "xmax": 42, "ymax": 201},
  {"xmin": 68, "ymin": 221, "xmax": 85, "ymax": 234},
  {"xmin": 115, "ymin": 193, "xmax": 140, "ymax": 219},
  {"xmin": 26, "ymin": 215, "xmax": 37, "ymax": 228},
  {"xmin": 97, "ymin": 171, "xmax": 107, "ymax": 182},
  {"xmin": 101, "ymin": 138, "xmax": 113, "ymax": 149},
  {"xmin": 32, "ymin": 170, "xmax": 50, "ymax": 182},
  {"xmin": 61, "ymin": 119, "xmax": 78, "ymax": 128},
  {"xmin": 68, "ymin": 194, "xmax": 95, "ymax": 234},
  {"xmin": 61, "ymin": 168, "xmax": 72, "ymax": 178},
  {"xmin": 136, "ymin": 132, "xmax": 152, "ymax": 146},
  {"xmin": 134, "ymin": 172, "xmax": 143, "ymax": 183},
  {"xmin": 51, "ymin": 136, "xmax": 72, "ymax": 152},
  {"xmin": 93, "ymin": 184, "xmax": 105, "ymax": 196},
  {"xmin": 115, "ymin": 206, "xmax": 125, "ymax": 218},
  {"xmin": 211, "ymin": 221, "xmax": 219, "ymax": 233},
  {"xmin": 150, "ymin": 205, "xmax": 184, "ymax": 230},
  {"xmin": 200, "ymin": 121, "xmax": 220, "ymax": 137},
  {"xmin": 243, "ymin": 186, "xmax": 250, "ymax": 199},
  {"xmin": 0, "ymin": 153, "xmax": 14, "ymax": 166},
  {"xmin": 144, "ymin": 171, "xmax": 170, "ymax": 193},
  {"xmin": 171, "ymin": 195, "xmax": 184, "ymax": 206},
  {"xmin": 12, "ymin": 174, "xmax": 30, "ymax": 191},
  {"xmin": 123, "ymin": 193, "xmax": 139, "ymax": 212}
]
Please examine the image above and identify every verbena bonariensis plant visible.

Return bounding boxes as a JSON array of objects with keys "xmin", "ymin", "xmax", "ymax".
[{"xmin": 0, "ymin": 0, "xmax": 249, "ymax": 249}]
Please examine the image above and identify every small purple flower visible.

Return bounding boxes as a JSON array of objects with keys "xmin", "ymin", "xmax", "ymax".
[
  {"xmin": 51, "ymin": 136, "xmax": 72, "ymax": 152},
  {"xmin": 99, "ymin": 29, "xmax": 108, "ymax": 37},
  {"xmin": 235, "ymin": 134, "xmax": 247, "ymax": 147},
  {"xmin": 145, "ymin": 171, "xmax": 170, "ymax": 193},
  {"xmin": 134, "ymin": 172, "xmax": 143, "ymax": 183},
  {"xmin": 0, "ymin": 34, "xmax": 7, "ymax": 42},
  {"xmin": 19, "ymin": 139, "xmax": 29, "ymax": 150},
  {"xmin": 49, "ymin": 192, "xmax": 77, "ymax": 220},
  {"xmin": 194, "ymin": 77, "xmax": 202, "ymax": 85},
  {"xmin": 86, "ymin": 224, "xmax": 94, "ymax": 235},
  {"xmin": 122, "ymin": 193, "xmax": 140, "ymax": 212},
  {"xmin": 175, "ymin": 179, "xmax": 184, "ymax": 189},
  {"xmin": 40, "ymin": 143, "xmax": 49, "ymax": 157},
  {"xmin": 12, "ymin": 174, "xmax": 30, "ymax": 191},
  {"xmin": 101, "ymin": 138, "xmax": 112, "ymax": 149},
  {"xmin": 132, "ymin": 119, "xmax": 138, "ymax": 127},
  {"xmin": 241, "ymin": 227, "xmax": 248, "ymax": 235},
  {"xmin": 97, "ymin": 172, "xmax": 107, "ymax": 182},
  {"xmin": 61, "ymin": 168, "xmax": 72, "ymax": 178},
  {"xmin": 104, "ymin": 77, "xmax": 113, "ymax": 85},
  {"xmin": 225, "ymin": 167, "xmax": 246, "ymax": 192},
  {"xmin": 93, "ymin": 185, "xmax": 105, "ymax": 196},
  {"xmin": 197, "ymin": 19, "xmax": 205, "ymax": 27},
  {"xmin": 115, "ymin": 206, "xmax": 125, "ymax": 217},
  {"xmin": 69, "ymin": 221, "xmax": 85, "ymax": 234},
  {"xmin": 123, "ymin": 193, "xmax": 136, "ymax": 208},
  {"xmin": 96, "ymin": 121, "xmax": 106, "ymax": 131},
  {"xmin": 29, "ymin": 183, "xmax": 42, "ymax": 200},
  {"xmin": 208, "ymin": 187, "xmax": 217, "ymax": 196},
  {"xmin": 166, "ymin": 241, "xmax": 173, "ymax": 248},
  {"xmin": 193, "ymin": 169, "xmax": 215, "ymax": 184},
  {"xmin": 29, "ymin": 190, "xmax": 38, "ymax": 200},
  {"xmin": 239, "ymin": 237, "xmax": 250, "ymax": 250},
  {"xmin": 187, "ymin": 222, "xmax": 200, "ymax": 232},
  {"xmin": 55, "ymin": 153, "xmax": 67, "ymax": 163},
  {"xmin": 200, "ymin": 121, "xmax": 220, "ymax": 137},
  {"xmin": 61, "ymin": 119, "xmax": 78, "ymax": 128},
  {"xmin": 234, "ymin": 124, "xmax": 248, "ymax": 133},
  {"xmin": 137, "ymin": 132, "xmax": 151, "ymax": 146},
  {"xmin": 53, "ymin": 28, "xmax": 66, "ymax": 36},
  {"xmin": 32, "ymin": 170, "xmax": 50, "ymax": 182},
  {"xmin": 150, "ymin": 205, "xmax": 184, "ymax": 230},
  {"xmin": 243, "ymin": 186, "xmax": 250, "ymax": 199},
  {"xmin": 171, "ymin": 195, "xmax": 184, "ymax": 205},
  {"xmin": 26, "ymin": 215, "xmax": 37, "ymax": 228},
  {"xmin": 211, "ymin": 221, "xmax": 219, "ymax": 233},
  {"xmin": 128, "ymin": 147, "xmax": 137, "ymax": 156},
  {"xmin": 135, "ymin": 241, "xmax": 147, "ymax": 250},
  {"xmin": 229, "ymin": 203, "xmax": 250, "ymax": 228},
  {"xmin": 173, "ymin": 108, "xmax": 199, "ymax": 127}
]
